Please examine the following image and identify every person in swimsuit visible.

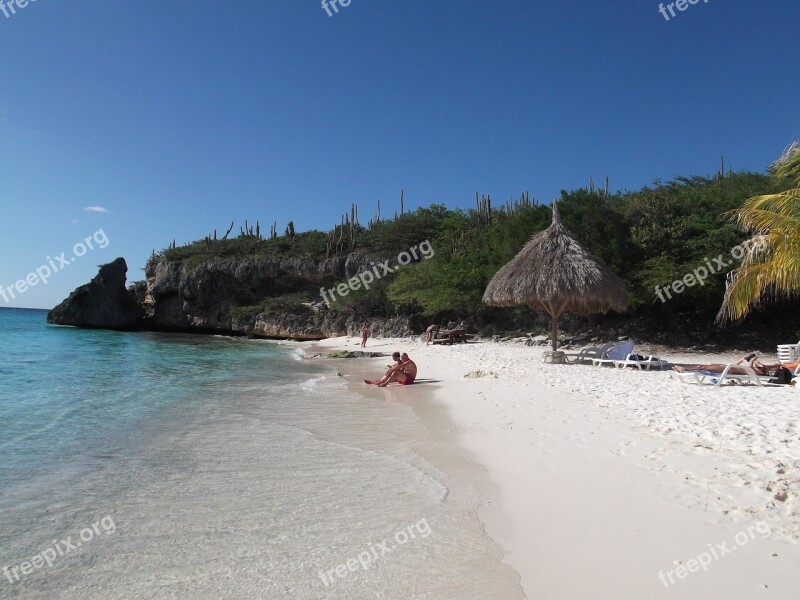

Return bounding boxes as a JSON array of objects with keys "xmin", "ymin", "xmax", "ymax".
[
  {"xmin": 673, "ymin": 353, "xmax": 789, "ymax": 377},
  {"xmin": 425, "ymin": 324, "xmax": 440, "ymax": 345},
  {"xmin": 392, "ymin": 353, "xmax": 417, "ymax": 386},
  {"xmin": 364, "ymin": 353, "xmax": 417, "ymax": 387},
  {"xmin": 364, "ymin": 352, "xmax": 401, "ymax": 384},
  {"xmin": 360, "ymin": 321, "xmax": 370, "ymax": 348}
]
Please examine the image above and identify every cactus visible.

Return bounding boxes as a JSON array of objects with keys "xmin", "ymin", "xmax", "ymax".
[
  {"xmin": 221, "ymin": 222, "xmax": 234, "ymax": 241},
  {"xmin": 369, "ymin": 199, "xmax": 381, "ymax": 229},
  {"xmin": 349, "ymin": 203, "xmax": 356, "ymax": 250},
  {"xmin": 326, "ymin": 228, "xmax": 335, "ymax": 257},
  {"xmin": 505, "ymin": 191, "xmax": 535, "ymax": 215},
  {"xmin": 475, "ymin": 193, "xmax": 491, "ymax": 224}
]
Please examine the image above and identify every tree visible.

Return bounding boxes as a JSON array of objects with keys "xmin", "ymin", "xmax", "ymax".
[{"xmin": 718, "ymin": 142, "xmax": 800, "ymax": 323}]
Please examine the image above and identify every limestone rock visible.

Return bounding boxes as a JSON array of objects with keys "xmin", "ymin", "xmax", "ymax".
[{"xmin": 47, "ymin": 258, "xmax": 141, "ymax": 330}]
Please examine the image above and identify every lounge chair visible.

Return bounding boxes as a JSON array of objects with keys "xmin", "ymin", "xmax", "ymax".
[
  {"xmin": 613, "ymin": 354, "xmax": 670, "ymax": 370},
  {"xmin": 564, "ymin": 341, "xmax": 617, "ymax": 364},
  {"xmin": 591, "ymin": 341, "xmax": 635, "ymax": 367},
  {"xmin": 668, "ymin": 364, "xmax": 763, "ymax": 386},
  {"xmin": 777, "ymin": 340, "xmax": 800, "ymax": 364}
]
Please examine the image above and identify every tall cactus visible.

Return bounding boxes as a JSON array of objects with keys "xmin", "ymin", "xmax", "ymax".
[
  {"xmin": 475, "ymin": 193, "xmax": 491, "ymax": 224},
  {"xmin": 350, "ymin": 203, "xmax": 356, "ymax": 250}
]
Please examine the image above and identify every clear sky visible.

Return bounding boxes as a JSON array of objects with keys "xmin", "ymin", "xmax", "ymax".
[{"xmin": 0, "ymin": 0, "xmax": 797, "ymax": 309}]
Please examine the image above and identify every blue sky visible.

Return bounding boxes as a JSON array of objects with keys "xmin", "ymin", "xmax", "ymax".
[{"xmin": 0, "ymin": 0, "xmax": 797, "ymax": 308}]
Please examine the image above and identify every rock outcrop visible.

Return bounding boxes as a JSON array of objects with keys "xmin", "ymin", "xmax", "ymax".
[
  {"xmin": 49, "ymin": 253, "xmax": 418, "ymax": 339},
  {"xmin": 143, "ymin": 255, "xmax": 378, "ymax": 334},
  {"xmin": 47, "ymin": 257, "xmax": 142, "ymax": 330}
]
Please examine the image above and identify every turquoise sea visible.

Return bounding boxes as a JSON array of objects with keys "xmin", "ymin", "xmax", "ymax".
[{"xmin": 0, "ymin": 308, "xmax": 521, "ymax": 599}]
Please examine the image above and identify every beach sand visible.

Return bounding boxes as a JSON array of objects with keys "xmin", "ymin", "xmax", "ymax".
[{"xmin": 301, "ymin": 336, "xmax": 800, "ymax": 599}]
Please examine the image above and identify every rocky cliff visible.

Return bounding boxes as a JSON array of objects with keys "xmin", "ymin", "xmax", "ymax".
[
  {"xmin": 47, "ymin": 257, "xmax": 142, "ymax": 330},
  {"xmin": 142, "ymin": 254, "xmax": 414, "ymax": 338},
  {"xmin": 50, "ymin": 254, "xmax": 414, "ymax": 339}
]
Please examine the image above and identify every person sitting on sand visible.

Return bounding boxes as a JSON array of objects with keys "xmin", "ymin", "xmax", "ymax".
[
  {"xmin": 385, "ymin": 351, "xmax": 402, "ymax": 371},
  {"xmin": 364, "ymin": 352, "xmax": 401, "ymax": 384},
  {"xmin": 365, "ymin": 352, "xmax": 417, "ymax": 387},
  {"xmin": 673, "ymin": 353, "xmax": 787, "ymax": 377},
  {"xmin": 425, "ymin": 324, "xmax": 440, "ymax": 345}
]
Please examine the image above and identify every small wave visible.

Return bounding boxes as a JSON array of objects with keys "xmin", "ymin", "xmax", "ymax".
[{"xmin": 300, "ymin": 375, "xmax": 326, "ymax": 391}]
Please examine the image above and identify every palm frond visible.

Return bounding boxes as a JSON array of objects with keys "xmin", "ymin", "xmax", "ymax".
[
  {"xmin": 771, "ymin": 141, "xmax": 800, "ymax": 186},
  {"xmin": 718, "ymin": 141, "xmax": 800, "ymax": 323},
  {"xmin": 724, "ymin": 190, "xmax": 800, "ymax": 227},
  {"xmin": 718, "ymin": 257, "xmax": 800, "ymax": 322}
]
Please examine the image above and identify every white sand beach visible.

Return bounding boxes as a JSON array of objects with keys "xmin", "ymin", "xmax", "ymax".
[{"xmin": 304, "ymin": 336, "xmax": 800, "ymax": 599}]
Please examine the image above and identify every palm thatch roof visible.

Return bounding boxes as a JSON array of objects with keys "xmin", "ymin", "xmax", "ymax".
[{"xmin": 483, "ymin": 202, "xmax": 628, "ymax": 351}]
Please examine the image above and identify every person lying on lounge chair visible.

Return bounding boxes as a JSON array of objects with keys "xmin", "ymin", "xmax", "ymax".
[{"xmin": 673, "ymin": 354, "xmax": 786, "ymax": 377}]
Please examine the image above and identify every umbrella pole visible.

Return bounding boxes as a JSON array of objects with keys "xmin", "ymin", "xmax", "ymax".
[{"xmin": 551, "ymin": 312, "xmax": 559, "ymax": 352}]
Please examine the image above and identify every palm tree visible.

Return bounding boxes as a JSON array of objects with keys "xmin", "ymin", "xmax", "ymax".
[{"xmin": 717, "ymin": 141, "xmax": 800, "ymax": 323}]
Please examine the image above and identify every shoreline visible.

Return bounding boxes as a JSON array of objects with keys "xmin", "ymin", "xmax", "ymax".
[
  {"xmin": 300, "ymin": 335, "xmax": 800, "ymax": 599},
  {"xmin": 303, "ymin": 338, "xmax": 527, "ymax": 597}
]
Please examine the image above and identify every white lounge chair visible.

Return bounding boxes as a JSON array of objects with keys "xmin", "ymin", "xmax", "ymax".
[
  {"xmin": 777, "ymin": 340, "xmax": 800, "ymax": 364},
  {"xmin": 613, "ymin": 354, "xmax": 669, "ymax": 370},
  {"xmin": 564, "ymin": 341, "xmax": 617, "ymax": 364},
  {"xmin": 668, "ymin": 364, "xmax": 763, "ymax": 386},
  {"xmin": 591, "ymin": 341, "xmax": 635, "ymax": 367}
]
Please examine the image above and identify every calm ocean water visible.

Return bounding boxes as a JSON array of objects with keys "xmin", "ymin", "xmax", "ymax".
[{"xmin": 0, "ymin": 308, "xmax": 521, "ymax": 599}]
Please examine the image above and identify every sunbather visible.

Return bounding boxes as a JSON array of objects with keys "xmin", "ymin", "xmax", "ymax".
[{"xmin": 673, "ymin": 354, "xmax": 785, "ymax": 377}]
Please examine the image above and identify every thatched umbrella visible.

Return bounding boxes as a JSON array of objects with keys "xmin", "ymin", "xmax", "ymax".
[{"xmin": 483, "ymin": 202, "xmax": 628, "ymax": 353}]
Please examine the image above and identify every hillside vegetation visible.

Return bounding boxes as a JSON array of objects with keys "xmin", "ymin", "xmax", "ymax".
[{"xmin": 148, "ymin": 170, "xmax": 795, "ymax": 334}]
